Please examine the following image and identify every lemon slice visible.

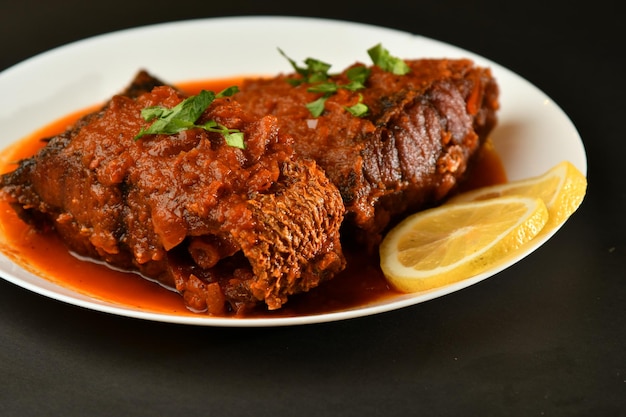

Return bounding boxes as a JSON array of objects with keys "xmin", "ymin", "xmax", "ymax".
[
  {"xmin": 379, "ymin": 196, "xmax": 548, "ymax": 293},
  {"xmin": 448, "ymin": 161, "xmax": 587, "ymax": 232}
]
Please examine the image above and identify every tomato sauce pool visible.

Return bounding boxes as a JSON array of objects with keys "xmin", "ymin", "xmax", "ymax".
[{"xmin": 0, "ymin": 78, "xmax": 507, "ymax": 318}]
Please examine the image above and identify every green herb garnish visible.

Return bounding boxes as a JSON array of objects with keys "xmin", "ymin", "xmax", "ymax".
[
  {"xmin": 305, "ymin": 96, "xmax": 329, "ymax": 118},
  {"xmin": 303, "ymin": 67, "xmax": 372, "ymax": 117},
  {"xmin": 134, "ymin": 87, "xmax": 245, "ymax": 149},
  {"xmin": 280, "ymin": 44, "xmax": 408, "ymax": 118},
  {"xmin": 367, "ymin": 43, "xmax": 411, "ymax": 75},
  {"xmin": 343, "ymin": 66, "xmax": 370, "ymax": 90},
  {"xmin": 345, "ymin": 94, "xmax": 369, "ymax": 117},
  {"xmin": 279, "ymin": 48, "xmax": 331, "ymax": 85},
  {"xmin": 279, "ymin": 49, "xmax": 371, "ymax": 118}
]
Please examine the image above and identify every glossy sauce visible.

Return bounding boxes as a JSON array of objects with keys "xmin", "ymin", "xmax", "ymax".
[{"xmin": 0, "ymin": 78, "xmax": 507, "ymax": 318}]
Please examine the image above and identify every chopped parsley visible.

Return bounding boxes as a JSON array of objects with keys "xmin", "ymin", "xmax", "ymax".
[
  {"xmin": 345, "ymin": 94, "xmax": 368, "ymax": 117},
  {"xmin": 280, "ymin": 44, "xmax": 409, "ymax": 117},
  {"xmin": 280, "ymin": 48, "xmax": 371, "ymax": 118},
  {"xmin": 279, "ymin": 48, "xmax": 332, "ymax": 85},
  {"xmin": 305, "ymin": 96, "xmax": 328, "ymax": 118},
  {"xmin": 134, "ymin": 87, "xmax": 245, "ymax": 149},
  {"xmin": 367, "ymin": 43, "xmax": 411, "ymax": 75},
  {"xmin": 303, "ymin": 66, "xmax": 371, "ymax": 117}
]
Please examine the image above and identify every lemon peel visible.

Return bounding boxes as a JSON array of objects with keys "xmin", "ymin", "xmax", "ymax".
[
  {"xmin": 379, "ymin": 160, "xmax": 587, "ymax": 293},
  {"xmin": 448, "ymin": 160, "xmax": 587, "ymax": 232},
  {"xmin": 380, "ymin": 196, "xmax": 549, "ymax": 293}
]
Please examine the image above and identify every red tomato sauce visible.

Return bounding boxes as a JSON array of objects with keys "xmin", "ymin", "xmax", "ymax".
[{"xmin": 0, "ymin": 78, "xmax": 507, "ymax": 318}]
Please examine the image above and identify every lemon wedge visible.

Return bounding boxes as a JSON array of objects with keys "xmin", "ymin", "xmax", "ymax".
[
  {"xmin": 448, "ymin": 160, "xmax": 587, "ymax": 232},
  {"xmin": 379, "ymin": 196, "xmax": 548, "ymax": 293}
]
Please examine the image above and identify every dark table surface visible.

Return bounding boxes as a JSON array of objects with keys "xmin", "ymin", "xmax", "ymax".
[{"xmin": 1, "ymin": 1, "xmax": 624, "ymax": 416}]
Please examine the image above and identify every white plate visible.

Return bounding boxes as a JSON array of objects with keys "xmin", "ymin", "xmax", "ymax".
[{"xmin": 0, "ymin": 16, "xmax": 587, "ymax": 327}]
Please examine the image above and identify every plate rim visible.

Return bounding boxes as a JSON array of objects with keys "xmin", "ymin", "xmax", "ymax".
[{"xmin": 0, "ymin": 15, "xmax": 587, "ymax": 327}]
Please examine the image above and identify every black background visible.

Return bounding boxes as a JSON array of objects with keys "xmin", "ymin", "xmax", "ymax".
[{"xmin": 1, "ymin": 1, "xmax": 624, "ymax": 416}]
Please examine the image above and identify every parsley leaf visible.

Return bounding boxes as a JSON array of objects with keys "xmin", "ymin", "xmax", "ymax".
[
  {"xmin": 367, "ymin": 43, "xmax": 410, "ymax": 75},
  {"xmin": 134, "ymin": 87, "xmax": 245, "ymax": 149},
  {"xmin": 200, "ymin": 120, "xmax": 245, "ymax": 149},
  {"xmin": 306, "ymin": 96, "xmax": 329, "ymax": 118},
  {"xmin": 307, "ymin": 82, "xmax": 339, "ymax": 94},
  {"xmin": 344, "ymin": 66, "xmax": 370, "ymax": 90},
  {"xmin": 345, "ymin": 94, "xmax": 369, "ymax": 117},
  {"xmin": 279, "ymin": 49, "xmax": 372, "ymax": 118},
  {"xmin": 281, "ymin": 43, "xmax": 412, "ymax": 118},
  {"xmin": 279, "ymin": 48, "xmax": 331, "ymax": 85}
]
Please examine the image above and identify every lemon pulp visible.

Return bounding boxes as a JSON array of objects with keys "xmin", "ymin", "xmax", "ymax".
[
  {"xmin": 448, "ymin": 160, "xmax": 587, "ymax": 232},
  {"xmin": 380, "ymin": 196, "xmax": 549, "ymax": 292}
]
